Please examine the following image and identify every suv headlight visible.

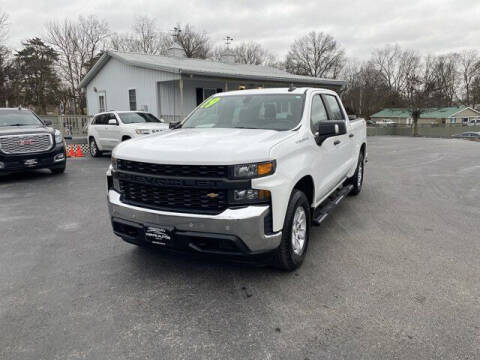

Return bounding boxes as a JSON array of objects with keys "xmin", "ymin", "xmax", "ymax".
[
  {"xmin": 54, "ymin": 129, "xmax": 63, "ymax": 144},
  {"xmin": 232, "ymin": 161, "xmax": 275, "ymax": 179},
  {"xmin": 232, "ymin": 189, "xmax": 271, "ymax": 204},
  {"xmin": 135, "ymin": 129, "xmax": 151, "ymax": 135}
]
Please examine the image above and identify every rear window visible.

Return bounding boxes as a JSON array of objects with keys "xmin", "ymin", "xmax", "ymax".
[
  {"xmin": 118, "ymin": 112, "xmax": 161, "ymax": 124},
  {"xmin": 0, "ymin": 110, "xmax": 43, "ymax": 127}
]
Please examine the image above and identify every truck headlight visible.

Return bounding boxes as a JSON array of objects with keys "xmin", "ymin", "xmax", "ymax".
[
  {"xmin": 54, "ymin": 129, "xmax": 63, "ymax": 144},
  {"xmin": 232, "ymin": 161, "xmax": 275, "ymax": 179},
  {"xmin": 111, "ymin": 157, "xmax": 118, "ymax": 171},
  {"xmin": 135, "ymin": 129, "xmax": 151, "ymax": 135}
]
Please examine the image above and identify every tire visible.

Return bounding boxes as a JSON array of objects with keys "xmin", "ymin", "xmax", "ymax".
[
  {"xmin": 50, "ymin": 164, "xmax": 66, "ymax": 175},
  {"xmin": 273, "ymin": 190, "xmax": 311, "ymax": 271},
  {"xmin": 122, "ymin": 136, "xmax": 131, "ymax": 142},
  {"xmin": 347, "ymin": 151, "xmax": 365, "ymax": 196},
  {"xmin": 89, "ymin": 138, "xmax": 102, "ymax": 157}
]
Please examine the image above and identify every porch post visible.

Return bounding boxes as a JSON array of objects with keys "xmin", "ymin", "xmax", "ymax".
[
  {"xmin": 225, "ymin": 80, "xmax": 228, "ymax": 92},
  {"xmin": 179, "ymin": 78, "xmax": 184, "ymax": 118}
]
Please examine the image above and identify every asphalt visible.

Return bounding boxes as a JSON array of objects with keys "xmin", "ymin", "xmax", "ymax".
[{"xmin": 1, "ymin": 136, "xmax": 479, "ymax": 360}]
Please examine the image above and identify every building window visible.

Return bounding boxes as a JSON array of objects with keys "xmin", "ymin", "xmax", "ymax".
[
  {"xmin": 129, "ymin": 89, "xmax": 137, "ymax": 111},
  {"xmin": 99, "ymin": 95, "xmax": 105, "ymax": 113},
  {"xmin": 450, "ymin": 117, "xmax": 456, "ymax": 124},
  {"xmin": 195, "ymin": 88, "xmax": 223, "ymax": 106}
]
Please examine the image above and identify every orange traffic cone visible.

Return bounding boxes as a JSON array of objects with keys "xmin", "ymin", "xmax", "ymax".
[
  {"xmin": 67, "ymin": 145, "xmax": 76, "ymax": 158},
  {"xmin": 75, "ymin": 145, "xmax": 84, "ymax": 158}
]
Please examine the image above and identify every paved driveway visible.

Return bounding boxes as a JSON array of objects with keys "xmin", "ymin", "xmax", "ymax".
[{"xmin": 1, "ymin": 137, "xmax": 479, "ymax": 359}]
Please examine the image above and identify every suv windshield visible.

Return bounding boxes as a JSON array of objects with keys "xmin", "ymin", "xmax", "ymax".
[
  {"xmin": 118, "ymin": 112, "xmax": 162, "ymax": 124},
  {"xmin": 182, "ymin": 94, "xmax": 305, "ymax": 131},
  {"xmin": 0, "ymin": 110, "xmax": 44, "ymax": 127}
]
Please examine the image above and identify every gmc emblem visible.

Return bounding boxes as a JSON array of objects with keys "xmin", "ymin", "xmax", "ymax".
[{"xmin": 19, "ymin": 139, "xmax": 33, "ymax": 146}]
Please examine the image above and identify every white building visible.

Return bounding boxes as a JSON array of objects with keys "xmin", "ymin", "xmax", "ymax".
[{"xmin": 79, "ymin": 48, "xmax": 345, "ymax": 121}]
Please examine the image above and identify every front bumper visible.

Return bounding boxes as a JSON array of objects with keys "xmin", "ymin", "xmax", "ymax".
[
  {"xmin": 107, "ymin": 190, "xmax": 282, "ymax": 255},
  {"xmin": 0, "ymin": 143, "xmax": 66, "ymax": 172}
]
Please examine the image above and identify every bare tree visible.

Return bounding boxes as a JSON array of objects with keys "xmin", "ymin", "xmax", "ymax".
[
  {"xmin": 458, "ymin": 50, "xmax": 480, "ymax": 107},
  {"xmin": 110, "ymin": 16, "xmax": 170, "ymax": 55},
  {"xmin": 0, "ymin": 11, "xmax": 8, "ymax": 44},
  {"xmin": 285, "ymin": 31, "xmax": 345, "ymax": 78},
  {"xmin": 371, "ymin": 45, "xmax": 420, "ymax": 96},
  {"xmin": 233, "ymin": 41, "xmax": 276, "ymax": 65},
  {"xmin": 46, "ymin": 15, "xmax": 109, "ymax": 114},
  {"xmin": 431, "ymin": 53, "xmax": 459, "ymax": 106},
  {"xmin": 212, "ymin": 41, "xmax": 276, "ymax": 66},
  {"xmin": 175, "ymin": 24, "xmax": 211, "ymax": 59}
]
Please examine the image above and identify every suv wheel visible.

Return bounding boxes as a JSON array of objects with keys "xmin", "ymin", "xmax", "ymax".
[
  {"xmin": 89, "ymin": 138, "xmax": 101, "ymax": 157},
  {"xmin": 273, "ymin": 189, "xmax": 311, "ymax": 271}
]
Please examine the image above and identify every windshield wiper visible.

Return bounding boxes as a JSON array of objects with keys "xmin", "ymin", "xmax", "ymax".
[{"xmin": 6, "ymin": 123, "xmax": 31, "ymax": 126}]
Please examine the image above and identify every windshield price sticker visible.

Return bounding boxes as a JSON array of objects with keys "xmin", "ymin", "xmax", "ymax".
[{"xmin": 200, "ymin": 97, "xmax": 221, "ymax": 109}]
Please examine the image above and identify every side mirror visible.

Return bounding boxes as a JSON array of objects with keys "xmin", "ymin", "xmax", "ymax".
[
  {"xmin": 169, "ymin": 121, "xmax": 181, "ymax": 129},
  {"xmin": 348, "ymin": 115, "xmax": 357, "ymax": 121},
  {"xmin": 44, "ymin": 119, "xmax": 53, "ymax": 126},
  {"xmin": 108, "ymin": 119, "xmax": 118, "ymax": 125},
  {"xmin": 315, "ymin": 121, "xmax": 347, "ymax": 145}
]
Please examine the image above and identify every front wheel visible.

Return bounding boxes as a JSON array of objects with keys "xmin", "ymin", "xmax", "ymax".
[
  {"xmin": 347, "ymin": 152, "xmax": 365, "ymax": 196},
  {"xmin": 273, "ymin": 190, "xmax": 311, "ymax": 271},
  {"xmin": 89, "ymin": 138, "xmax": 102, "ymax": 158}
]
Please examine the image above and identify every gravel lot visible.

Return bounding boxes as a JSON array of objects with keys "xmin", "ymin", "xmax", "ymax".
[{"xmin": 1, "ymin": 136, "xmax": 479, "ymax": 360}]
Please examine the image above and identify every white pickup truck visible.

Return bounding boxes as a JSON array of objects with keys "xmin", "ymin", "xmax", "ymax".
[{"xmin": 107, "ymin": 88, "xmax": 366, "ymax": 270}]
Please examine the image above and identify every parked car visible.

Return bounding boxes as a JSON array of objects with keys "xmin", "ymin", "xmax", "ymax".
[
  {"xmin": 375, "ymin": 119, "xmax": 396, "ymax": 126},
  {"xmin": 0, "ymin": 108, "xmax": 66, "ymax": 174},
  {"xmin": 87, "ymin": 111, "xmax": 169, "ymax": 157},
  {"xmin": 452, "ymin": 131, "xmax": 480, "ymax": 139},
  {"xmin": 366, "ymin": 120, "xmax": 375, "ymax": 126},
  {"xmin": 106, "ymin": 88, "xmax": 367, "ymax": 271}
]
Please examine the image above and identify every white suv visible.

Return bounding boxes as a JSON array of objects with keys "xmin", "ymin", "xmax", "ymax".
[{"xmin": 88, "ymin": 111, "xmax": 169, "ymax": 157}]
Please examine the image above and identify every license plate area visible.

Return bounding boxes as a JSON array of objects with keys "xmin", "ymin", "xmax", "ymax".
[
  {"xmin": 145, "ymin": 226, "xmax": 174, "ymax": 246},
  {"xmin": 24, "ymin": 159, "xmax": 38, "ymax": 167}
]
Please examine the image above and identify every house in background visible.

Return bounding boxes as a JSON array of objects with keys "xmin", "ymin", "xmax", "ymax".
[
  {"xmin": 370, "ymin": 107, "xmax": 480, "ymax": 125},
  {"xmin": 79, "ymin": 46, "xmax": 345, "ymax": 121}
]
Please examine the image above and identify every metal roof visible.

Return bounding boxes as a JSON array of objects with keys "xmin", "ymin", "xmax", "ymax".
[
  {"xmin": 79, "ymin": 50, "xmax": 345, "ymax": 89},
  {"xmin": 370, "ymin": 106, "xmax": 479, "ymax": 119}
]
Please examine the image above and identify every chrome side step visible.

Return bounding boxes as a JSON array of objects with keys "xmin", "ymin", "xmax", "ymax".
[{"xmin": 312, "ymin": 184, "xmax": 354, "ymax": 226}]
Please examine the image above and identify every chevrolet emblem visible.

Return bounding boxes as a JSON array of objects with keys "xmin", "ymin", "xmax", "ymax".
[{"xmin": 206, "ymin": 192, "xmax": 219, "ymax": 199}]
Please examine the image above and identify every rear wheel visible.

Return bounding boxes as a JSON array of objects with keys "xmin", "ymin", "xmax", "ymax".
[
  {"xmin": 347, "ymin": 151, "xmax": 364, "ymax": 196},
  {"xmin": 273, "ymin": 190, "xmax": 311, "ymax": 271},
  {"xmin": 89, "ymin": 138, "xmax": 102, "ymax": 157}
]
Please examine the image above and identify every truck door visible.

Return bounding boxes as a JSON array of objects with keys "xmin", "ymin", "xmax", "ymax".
[
  {"xmin": 322, "ymin": 94, "xmax": 354, "ymax": 182},
  {"xmin": 309, "ymin": 94, "xmax": 345, "ymax": 202}
]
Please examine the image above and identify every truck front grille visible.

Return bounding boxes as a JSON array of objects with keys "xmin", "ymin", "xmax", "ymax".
[
  {"xmin": 0, "ymin": 134, "xmax": 53, "ymax": 154},
  {"xmin": 119, "ymin": 180, "xmax": 228, "ymax": 214},
  {"xmin": 117, "ymin": 159, "xmax": 228, "ymax": 178}
]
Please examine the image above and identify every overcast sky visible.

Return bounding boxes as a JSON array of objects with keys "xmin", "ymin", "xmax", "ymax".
[{"xmin": 2, "ymin": 0, "xmax": 480, "ymax": 59}]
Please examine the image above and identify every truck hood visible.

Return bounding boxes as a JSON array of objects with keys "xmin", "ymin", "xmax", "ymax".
[
  {"xmin": 0, "ymin": 125, "xmax": 52, "ymax": 136},
  {"xmin": 113, "ymin": 128, "xmax": 295, "ymax": 165}
]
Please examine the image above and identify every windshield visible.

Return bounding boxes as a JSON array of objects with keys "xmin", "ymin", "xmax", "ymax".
[
  {"xmin": 182, "ymin": 94, "xmax": 305, "ymax": 131},
  {"xmin": 118, "ymin": 112, "xmax": 162, "ymax": 124},
  {"xmin": 0, "ymin": 110, "xmax": 44, "ymax": 127}
]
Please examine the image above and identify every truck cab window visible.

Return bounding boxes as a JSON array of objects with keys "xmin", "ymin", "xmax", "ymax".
[
  {"xmin": 310, "ymin": 95, "xmax": 328, "ymax": 133},
  {"xmin": 323, "ymin": 95, "xmax": 345, "ymax": 120}
]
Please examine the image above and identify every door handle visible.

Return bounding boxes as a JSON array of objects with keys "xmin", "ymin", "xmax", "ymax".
[
  {"xmin": 334, "ymin": 140, "xmax": 341, "ymax": 145},
  {"xmin": 349, "ymin": 133, "xmax": 354, "ymax": 138}
]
